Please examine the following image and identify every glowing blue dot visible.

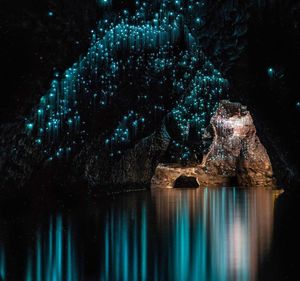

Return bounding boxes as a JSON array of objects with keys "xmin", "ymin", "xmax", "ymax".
[
  {"xmin": 99, "ymin": 0, "xmax": 110, "ymax": 5},
  {"xmin": 48, "ymin": 11, "xmax": 53, "ymax": 17},
  {"xmin": 27, "ymin": 123, "xmax": 33, "ymax": 130},
  {"xmin": 267, "ymin": 67, "xmax": 275, "ymax": 78}
]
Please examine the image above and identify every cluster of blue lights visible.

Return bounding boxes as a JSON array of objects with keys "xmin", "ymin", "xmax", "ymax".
[
  {"xmin": 105, "ymin": 111, "xmax": 146, "ymax": 155},
  {"xmin": 28, "ymin": 0, "xmax": 228, "ymax": 162},
  {"xmin": 170, "ymin": 61, "xmax": 227, "ymax": 140}
]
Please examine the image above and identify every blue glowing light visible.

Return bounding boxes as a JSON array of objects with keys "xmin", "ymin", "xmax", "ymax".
[
  {"xmin": 0, "ymin": 245, "xmax": 5, "ymax": 281},
  {"xmin": 26, "ymin": 0, "xmax": 228, "ymax": 162},
  {"xmin": 267, "ymin": 67, "xmax": 275, "ymax": 78},
  {"xmin": 26, "ymin": 123, "xmax": 34, "ymax": 130},
  {"xmin": 98, "ymin": 0, "xmax": 111, "ymax": 6}
]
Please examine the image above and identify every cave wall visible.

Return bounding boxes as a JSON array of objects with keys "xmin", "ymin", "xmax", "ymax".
[
  {"xmin": 228, "ymin": 1, "xmax": 300, "ymax": 187},
  {"xmin": 0, "ymin": 0, "xmax": 299, "ymax": 192}
]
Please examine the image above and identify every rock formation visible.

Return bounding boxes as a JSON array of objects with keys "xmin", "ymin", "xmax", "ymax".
[
  {"xmin": 151, "ymin": 100, "xmax": 276, "ymax": 188},
  {"xmin": 0, "ymin": 100, "xmax": 278, "ymax": 192},
  {"xmin": 83, "ymin": 123, "xmax": 171, "ymax": 188}
]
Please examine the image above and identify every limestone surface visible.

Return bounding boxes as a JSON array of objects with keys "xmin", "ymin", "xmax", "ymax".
[{"xmin": 151, "ymin": 100, "xmax": 276, "ymax": 188}]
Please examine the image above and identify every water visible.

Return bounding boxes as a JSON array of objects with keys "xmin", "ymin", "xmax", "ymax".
[{"xmin": 0, "ymin": 187, "xmax": 298, "ymax": 281}]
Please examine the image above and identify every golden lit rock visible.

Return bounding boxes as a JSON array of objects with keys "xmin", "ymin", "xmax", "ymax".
[{"xmin": 152, "ymin": 100, "xmax": 276, "ymax": 188}]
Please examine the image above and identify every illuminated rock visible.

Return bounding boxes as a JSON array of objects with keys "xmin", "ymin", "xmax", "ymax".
[{"xmin": 152, "ymin": 100, "xmax": 276, "ymax": 188}]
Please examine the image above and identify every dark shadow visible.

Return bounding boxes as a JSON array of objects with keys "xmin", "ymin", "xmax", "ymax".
[
  {"xmin": 227, "ymin": 176, "xmax": 239, "ymax": 187},
  {"xmin": 257, "ymin": 190, "xmax": 300, "ymax": 281},
  {"xmin": 174, "ymin": 176, "xmax": 199, "ymax": 188}
]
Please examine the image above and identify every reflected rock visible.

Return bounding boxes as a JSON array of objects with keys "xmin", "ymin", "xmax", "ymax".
[
  {"xmin": 152, "ymin": 100, "xmax": 276, "ymax": 188},
  {"xmin": 150, "ymin": 188, "xmax": 283, "ymax": 281}
]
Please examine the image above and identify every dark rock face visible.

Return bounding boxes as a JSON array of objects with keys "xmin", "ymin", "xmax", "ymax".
[
  {"xmin": 152, "ymin": 101, "xmax": 276, "ymax": 188},
  {"xmin": 0, "ymin": 122, "xmax": 46, "ymax": 191},
  {"xmin": 82, "ymin": 124, "xmax": 171, "ymax": 188},
  {"xmin": 0, "ymin": 121, "xmax": 170, "ymax": 192}
]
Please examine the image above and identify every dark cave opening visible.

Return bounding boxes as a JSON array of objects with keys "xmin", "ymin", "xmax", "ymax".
[
  {"xmin": 226, "ymin": 176, "xmax": 239, "ymax": 187},
  {"xmin": 174, "ymin": 176, "xmax": 199, "ymax": 188}
]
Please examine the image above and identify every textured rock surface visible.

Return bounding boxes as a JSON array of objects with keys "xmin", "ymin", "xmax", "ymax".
[
  {"xmin": 0, "ymin": 121, "xmax": 171, "ymax": 192},
  {"xmin": 83, "ymin": 124, "xmax": 171, "ymax": 188},
  {"xmin": 152, "ymin": 100, "xmax": 276, "ymax": 188},
  {"xmin": 0, "ymin": 101, "xmax": 283, "ymax": 192},
  {"xmin": 0, "ymin": 122, "xmax": 46, "ymax": 190}
]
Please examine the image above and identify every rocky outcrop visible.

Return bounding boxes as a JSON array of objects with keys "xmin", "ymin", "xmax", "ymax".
[
  {"xmin": 0, "ymin": 100, "xmax": 279, "ymax": 192},
  {"xmin": 83, "ymin": 123, "xmax": 171, "ymax": 188},
  {"xmin": 152, "ymin": 100, "xmax": 276, "ymax": 188},
  {"xmin": 0, "ymin": 120, "xmax": 171, "ymax": 193}
]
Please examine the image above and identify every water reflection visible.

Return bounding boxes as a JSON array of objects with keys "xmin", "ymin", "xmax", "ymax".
[
  {"xmin": 24, "ymin": 216, "xmax": 78, "ymax": 281},
  {"xmin": 0, "ymin": 188, "xmax": 282, "ymax": 281},
  {"xmin": 100, "ymin": 205, "xmax": 147, "ymax": 281},
  {"xmin": 151, "ymin": 188, "xmax": 281, "ymax": 281},
  {"xmin": 0, "ymin": 244, "xmax": 5, "ymax": 281}
]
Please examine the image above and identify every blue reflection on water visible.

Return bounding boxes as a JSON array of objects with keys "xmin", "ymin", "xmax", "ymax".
[
  {"xmin": 0, "ymin": 187, "xmax": 281, "ymax": 281},
  {"xmin": 0, "ymin": 244, "xmax": 5, "ymax": 280},
  {"xmin": 98, "ymin": 188, "xmax": 279, "ymax": 281},
  {"xmin": 100, "ymin": 204, "xmax": 148, "ymax": 281},
  {"xmin": 25, "ymin": 215, "xmax": 78, "ymax": 281},
  {"xmin": 148, "ymin": 188, "xmax": 278, "ymax": 281}
]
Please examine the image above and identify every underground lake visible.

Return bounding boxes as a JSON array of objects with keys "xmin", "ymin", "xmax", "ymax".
[{"xmin": 1, "ymin": 187, "xmax": 299, "ymax": 281}]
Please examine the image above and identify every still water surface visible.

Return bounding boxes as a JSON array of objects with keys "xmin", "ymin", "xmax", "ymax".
[{"xmin": 0, "ymin": 188, "xmax": 288, "ymax": 281}]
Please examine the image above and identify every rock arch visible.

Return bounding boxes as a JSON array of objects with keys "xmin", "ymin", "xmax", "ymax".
[{"xmin": 151, "ymin": 101, "xmax": 276, "ymax": 188}]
